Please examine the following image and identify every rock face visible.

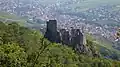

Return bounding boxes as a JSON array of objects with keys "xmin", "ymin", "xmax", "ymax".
[{"xmin": 45, "ymin": 20, "xmax": 90, "ymax": 54}]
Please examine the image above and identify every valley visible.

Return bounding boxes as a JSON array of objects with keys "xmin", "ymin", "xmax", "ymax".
[{"xmin": 0, "ymin": 0, "xmax": 120, "ymax": 61}]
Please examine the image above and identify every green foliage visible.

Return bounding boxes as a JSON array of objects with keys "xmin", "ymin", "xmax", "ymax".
[
  {"xmin": 0, "ymin": 22, "xmax": 120, "ymax": 67},
  {"xmin": 0, "ymin": 43, "xmax": 27, "ymax": 67}
]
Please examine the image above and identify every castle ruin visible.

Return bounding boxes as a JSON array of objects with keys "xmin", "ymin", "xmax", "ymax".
[{"xmin": 44, "ymin": 20, "xmax": 90, "ymax": 54}]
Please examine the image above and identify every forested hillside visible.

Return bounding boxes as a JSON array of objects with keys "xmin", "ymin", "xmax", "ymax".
[{"xmin": 0, "ymin": 21, "xmax": 120, "ymax": 67}]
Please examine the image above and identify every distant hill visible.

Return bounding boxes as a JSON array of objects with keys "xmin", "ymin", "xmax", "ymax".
[
  {"xmin": 33, "ymin": 0, "xmax": 120, "ymax": 12},
  {"xmin": 66, "ymin": 0, "xmax": 120, "ymax": 12},
  {"xmin": 0, "ymin": 11, "xmax": 26, "ymax": 25},
  {"xmin": 0, "ymin": 11, "xmax": 45, "ymax": 28}
]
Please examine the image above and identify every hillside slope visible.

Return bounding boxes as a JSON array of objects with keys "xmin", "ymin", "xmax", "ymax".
[
  {"xmin": 0, "ymin": 21, "xmax": 120, "ymax": 67},
  {"xmin": 87, "ymin": 34, "xmax": 120, "ymax": 60}
]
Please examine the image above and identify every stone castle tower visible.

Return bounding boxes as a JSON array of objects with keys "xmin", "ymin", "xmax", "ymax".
[{"xmin": 44, "ymin": 20, "xmax": 61, "ymax": 43}]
